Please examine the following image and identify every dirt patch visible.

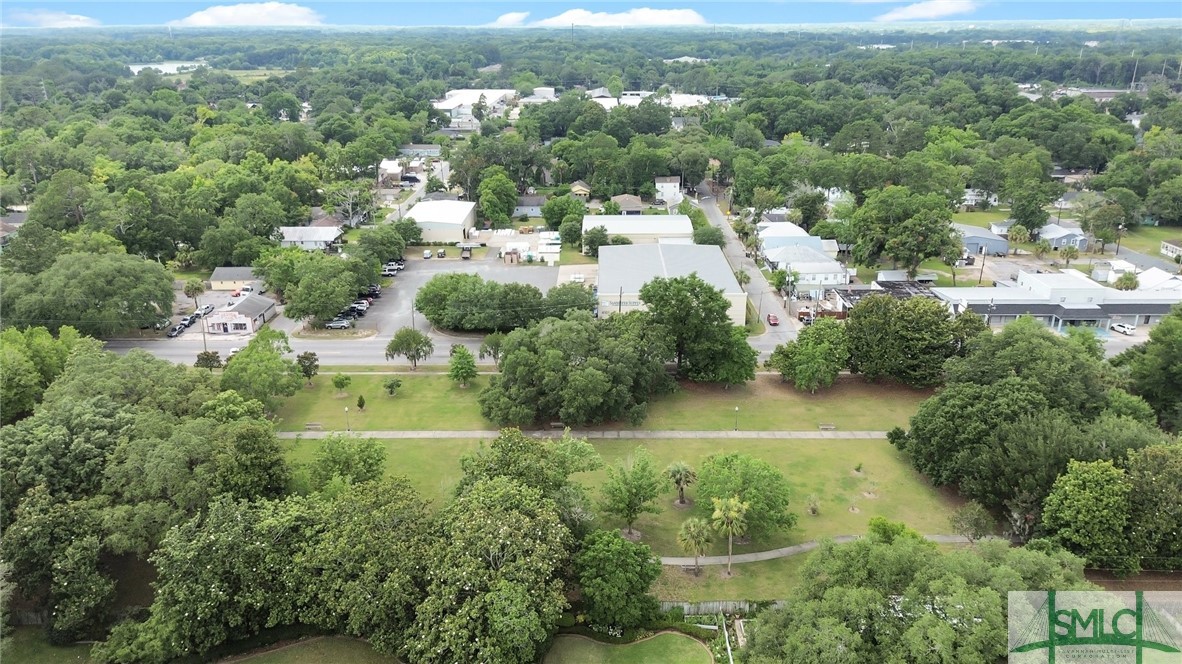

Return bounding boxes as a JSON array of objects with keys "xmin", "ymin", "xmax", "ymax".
[
  {"xmin": 850, "ymin": 470, "xmax": 865, "ymax": 478},
  {"xmin": 620, "ymin": 529, "xmax": 643, "ymax": 542},
  {"xmin": 292, "ymin": 328, "xmax": 378, "ymax": 340},
  {"xmin": 848, "ymin": 506, "xmax": 861, "ymax": 514},
  {"xmin": 862, "ymin": 491, "xmax": 878, "ymax": 499},
  {"xmin": 673, "ymin": 499, "xmax": 694, "ymax": 510}
]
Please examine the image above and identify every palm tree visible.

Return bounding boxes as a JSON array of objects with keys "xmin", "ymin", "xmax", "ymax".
[
  {"xmin": 1033, "ymin": 239, "xmax": 1052, "ymax": 259},
  {"xmin": 677, "ymin": 518, "xmax": 714, "ymax": 576},
  {"xmin": 183, "ymin": 279, "xmax": 207, "ymax": 352},
  {"xmin": 711, "ymin": 496, "xmax": 749, "ymax": 577},
  {"xmin": 666, "ymin": 461, "xmax": 697, "ymax": 506},
  {"xmin": 734, "ymin": 270, "xmax": 751, "ymax": 288},
  {"xmin": 1008, "ymin": 224, "xmax": 1030, "ymax": 255},
  {"xmin": 1061, "ymin": 245, "xmax": 1079, "ymax": 266}
]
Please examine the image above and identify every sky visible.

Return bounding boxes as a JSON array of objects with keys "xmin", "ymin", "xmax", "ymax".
[{"xmin": 2, "ymin": 1, "xmax": 1179, "ymax": 29}]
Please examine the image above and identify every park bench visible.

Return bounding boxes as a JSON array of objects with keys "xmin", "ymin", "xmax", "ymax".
[
  {"xmin": 304, "ymin": 422, "xmax": 323, "ymax": 431},
  {"xmin": 550, "ymin": 422, "xmax": 565, "ymax": 430},
  {"xmin": 818, "ymin": 423, "xmax": 837, "ymax": 431}
]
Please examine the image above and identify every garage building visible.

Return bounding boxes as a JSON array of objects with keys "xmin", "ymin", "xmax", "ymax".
[
  {"xmin": 406, "ymin": 200, "xmax": 477, "ymax": 244},
  {"xmin": 597, "ymin": 244, "xmax": 746, "ymax": 326}
]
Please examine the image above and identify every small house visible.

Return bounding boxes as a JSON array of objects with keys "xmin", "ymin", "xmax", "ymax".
[
  {"xmin": 569, "ymin": 180, "xmax": 591, "ymax": 200},
  {"xmin": 209, "ymin": 267, "xmax": 258, "ymax": 291},
  {"xmin": 610, "ymin": 194, "xmax": 644, "ymax": 215},
  {"xmin": 204, "ymin": 294, "xmax": 277, "ymax": 335},
  {"xmin": 654, "ymin": 176, "xmax": 681, "ymax": 204},
  {"xmin": 278, "ymin": 226, "xmax": 343, "ymax": 251},
  {"xmin": 1037, "ymin": 223, "xmax": 1089, "ymax": 251},
  {"xmin": 513, "ymin": 195, "xmax": 547, "ymax": 218},
  {"xmin": 953, "ymin": 223, "xmax": 1009, "ymax": 256},
  {"xmin": 1161, "ymin": 239, "xmax": 1182, "ymax": 261}
]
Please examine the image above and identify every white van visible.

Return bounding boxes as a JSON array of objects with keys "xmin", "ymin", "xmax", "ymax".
[{"xmin": 423, "ymin": 250, "xmax": 432, "ymax": 259}]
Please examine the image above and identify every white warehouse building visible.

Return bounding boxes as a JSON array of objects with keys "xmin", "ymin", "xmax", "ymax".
[
  {"xmin": 597, "ymin": 244, "xmax": 746, "ymax": 326},
  {"xmin": 405, "ymin": 200, "xmax": 477, "ymax": 244}
]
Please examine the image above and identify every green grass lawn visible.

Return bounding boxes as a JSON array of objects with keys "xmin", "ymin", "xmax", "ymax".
[
  {"xmin": 285, "ymin": 432, "xmax": 955, "ymax": 557},
  {"xmin": 1118, "ymin": 225, "xmax": 1182, "ymax": 257},
  {"xmin": 169, "ymin": 269, "xmax": 212, "ymax": 284},
  {"xmin": 229, "ymin": 637, "xmax": 397, "ymax": 663},
  {"xmin": 543, "ymin": 633, "xmax": 712, "ymax": 664},
  {"xmin": 561, "ymin": 246, "xmax": 598, "ymax": 265},
  {"xmin": 951, "ymin": 209, "xmax": 1010, "ymax": 228},
  {"xmin": 653, "ymin": 555, "xmax": 808, "ymax": 602},
  {"xmin": 636, "ymin": 376, "xmax": 928, "ymax": 431},
  {"xmin": 744, "ymin": 301, "xmax": 765, "ymax": 336},
  {"xmin": 274, "ymin": 375, "xmax": 490, "ymax": 432},
  {"xmin": 1, "ymin": 628, "xmax": 93, "ymax": 664}
]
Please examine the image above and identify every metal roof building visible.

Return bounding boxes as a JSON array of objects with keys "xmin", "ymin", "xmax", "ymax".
[{"xmin": 597, "ymin": 244, "xmax": 746, "ymax": 326}]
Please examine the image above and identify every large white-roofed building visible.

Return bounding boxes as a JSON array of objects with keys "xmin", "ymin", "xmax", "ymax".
[
  {"xmin": 580, "ymin": 215, "xmax": 694, "ymax": 248},
  {"xmin": 597, "ymin": 244, "xmax": 746, "ymax": 326},
  {"xmin": 405, "ymin": 200, "xmax": 477, "ymax": 243}
]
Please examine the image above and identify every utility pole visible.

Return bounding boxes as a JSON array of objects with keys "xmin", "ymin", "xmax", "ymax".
[
  {"xmin": 618, "ymin": 286, "xmax": 623, "ymax": 314},
  {"xmin": 978, "ymin": 251, "xmax": 987, "ymax": 285}
]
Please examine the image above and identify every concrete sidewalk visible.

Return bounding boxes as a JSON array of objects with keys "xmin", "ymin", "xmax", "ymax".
[
  {"xmin": 277, "ymin": 429, "xmax": 890, "ymax": 439},
  {"xmin": 660, "ymin": 535, "xmax": 973, "ymax": 566}
]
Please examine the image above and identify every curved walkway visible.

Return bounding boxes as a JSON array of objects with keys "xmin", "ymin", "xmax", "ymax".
[
  {"xmin": 660, "ymin": 534, "xmax": 973, "ymax": 567},
  {"xmin": 277, "ymin": 429, "xmax": 889, "ymax": 440}
]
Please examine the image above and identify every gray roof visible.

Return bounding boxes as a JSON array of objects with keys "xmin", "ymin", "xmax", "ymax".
[
  {"xmin": 610, "ymin": 194, "xmax": 644, "ymax": 211},
  {"xmin": 1162, "ymin": 239, "xmax": 1182, "ymax": 249},
  {"xmin": 230, "ymin": 294, "xmax": 275, "ymax": 318},
  {"xmin": 210, "ymin": 267, "xmax": 257, "ymax": 282},
  {"xmin": 599, "ymin": 244, "xmax": 742, "ymax": 295},
  {"xmin": 655, "ymin": 176, "xmax": 680, "ymax": 184},
  {"xmin": 516, "ymin": 195, "xmax": 547, "ymax": 206},
  {"xmin": 953, "ymin": 223, "xmax": 1005, "ymax": 241},
  {"xmin": 1039, "ymin": 224, "xmax": 1085, "ymax": 240},
  {"xmin": 279, "ymin": 226, "xmax": 343, "ymax": 243}
]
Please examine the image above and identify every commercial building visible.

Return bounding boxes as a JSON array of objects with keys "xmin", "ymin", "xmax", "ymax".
[
  {"xmin": 204, "ymin": 294, "xmax": 277, "ymax": 335},
  {"xmin": 932, "ymin": 269, "xmax": 1182, "ymax": 331},
  {"xmin": 580, "ymin": 215, "xmax": 694, "ymax": 247},
  {"xmin": 762, "ymin": 245, "xmax": 850, "ymax": 296},
  {"xmin": 405, "ymin": 200, "xmax": 477, "ymax": 244},
  {"xmin": 597, "ymin": 244, "xmax": 746, "ymax": 326}
]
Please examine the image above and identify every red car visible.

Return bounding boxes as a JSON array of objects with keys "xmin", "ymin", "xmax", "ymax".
[{"xmin": 766, "ymin": 314, "xmax": 780, "ymax": 326}]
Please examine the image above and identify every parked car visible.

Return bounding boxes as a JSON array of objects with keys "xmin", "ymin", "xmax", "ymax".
[
  {"xmin": 228, "ymin": 348, "xmax": 240, "ymax": 356},
  {"xmin": 423, "ymin": 250, "xmax": 432, "ymax": 259},
  {"xmin": 338, "ymin": 310, "xmax": 359, "ymax": 320},
  {"xmin": 436, "ymin": 249, "xmax": 446, "ymax": 258},
  {"xmin": 381, "ymin": 268, "xmax": 398, "ymax": 277},
  {"xmin": 166, "ymin": 324, "xmax": 185, "ymax": 338},
  {"xmin": 1110, "ymin": 323, "xmax": 1136, "ymax": 336},
  {"xmin": 461, "ymin": 247, "xmax": 472, "ymax": 260},
  {"xmin": 352, "ymin": 300, "xmax": 370, "ymax": 310},
  {"xmin": 326, "ymin": 319, "xmax": 352, "ymax": 330},
  {"xmin": 179, "ymin": 315, "xmax": 196, "ymax": 327},
  {"xmin": 199, "ymin": 304, "xmax": 214, "ymax": 316},
  {"xmin": 801, "ymin": 317, "xmax": 815, "ymax": 326},
  {"xmin": 766, "ymin": 314, "xmax": 780, "ymax": 326}
]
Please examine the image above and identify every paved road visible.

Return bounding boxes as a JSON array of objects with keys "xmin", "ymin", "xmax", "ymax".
[
  {"xmin": 277, "ymin": 429, "xmax": 890, "ymax": 439},
  {"xmin": 660, "ymin": 534, "xmax": 975, "ymax": 567},
  {"xmin": 1110, "ymin": 245, "xmax": 1180, "ymax": 273},
  {"xmin": 692, "ymin": 191, "xmax": 795, "ymax": 360}
]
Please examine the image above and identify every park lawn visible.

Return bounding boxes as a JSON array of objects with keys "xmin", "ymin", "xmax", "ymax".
[
  {"xmin": 169, "ymin": 268, "xmax": 212, "ymax": 283},
  {"xmin": 1, "ymin": 628, "xmax": 93, "ymax": 664},
  {"xmin": 274, "ymin": 374, "xmax": 491, "ymax": 432},
  {"xmin": 289, "ymin": 434, "xmax": 956, "ymax": 556},
  {"xmin": 1118, "ymin": 225, "xmax": 1182, "ymax": 256},
  {"xmin": 631, "ymin": 375, "xmax": 929, "ymax": 431},
  {"xmin": 579, "ymin": 437, "xmax": 956, "ymax": 556},
  {"xmin": 229, "ymin": 637, "xmax": 397, "ymax": 663},
  {"xmin": 561, "ymin": 246, "xmax": 598, "ymax": 265},
  {"xmin": 542, "ymin": 633, "xmax": 712, "ymax": 664},
  {"xmin": 653, "ymin": 555, "xmax": 808, "ymax": 602},
  {"xmin": 951, "ymin": 209, "xmax": 1010, "ymax": 228}
]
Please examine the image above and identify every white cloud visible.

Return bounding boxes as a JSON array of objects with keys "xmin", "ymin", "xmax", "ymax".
[
  {"xmin": 169, "ymin": 2, "xmax": 323, "ymax": 27},
  {"xmin": 7, "ymin": 9, "xmax": 101, "ymax": 28},
  {"xmin": 875, "ymin": 0, "xmax": 979, "ymax": 22},
  {"xmin": 490, "ymin": 11, "xmax": 530, "ymax": 27},
  {"xmin": 530, "ymin": 7, "xmax": 706, "ymax": 28}
]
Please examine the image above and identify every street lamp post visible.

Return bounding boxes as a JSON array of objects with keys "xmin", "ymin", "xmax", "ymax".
[
  {"xmin": 344, "ymin": 406, "xmax": 351, "ymax": 432},
  {"xmin": 1115, "ymin": 224, "xmax": 1126, "ymax": 256},
  {"xmin": 733, "ymin": 406, "xmax": 739, "ymax": 432}
]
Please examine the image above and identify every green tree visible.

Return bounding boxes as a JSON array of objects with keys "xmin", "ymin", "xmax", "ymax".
[
  {"xmin": 283, "ymin": 254, "xmax": 357, "ymax": 323},
  {"xmin": 332, "ymin": 373, "xmax": 352, "ymax": 395},
  {"xmin": 884, "ymin": 209, "xmax": 960, "ymax": 278},
  {"xmin": 448, "ymin": 344, "xmax": 478, "ymax": 388},
  {"xmin": 601, "ymin": 200, "xmax": 622, "ymax": 215},
  {"xmin": 0, "ymin": 344, "xmax": 42, "ymax": 423},
  {"xmin": 768, "ymin": 317, "xmax": 847, "ymax": 393},
  {"xmin": 582, "ymin": 225, "xmax": 610, "ymax": 257},
  {"xmin": 183, "ymin": 279, "xmax": 206, "ymax": 315},
  {"xmin": 478, "ymin": 331, "xmax": 506, "ymax": 368},
  {"xmin": 541, "ymin": 195, "xmax": 586, "ymax": 230},
  {"xmin": 478, "ymin": 166, "xmax": 518, "ymax": 228},
  {"xmin": 697, "ymin": 453, "xmax": 796, "ymax": 540},
  {"xmin": 356, "ymin": 223, "xmax": 406, "ymax": 262},
  {"xmin": 1128, "ymin": 306, "xmax": 1182, "ymax": 429},
  {"xmin": 225, "ymin": 192, "xmax": 288, "ymax": 237},
  {"xmin": 404, "ymin": 477, "xmax": 569, "ymax": 664},
  {"xmin": 194, "ymin": 350, "xmax": 223, "ymax": 371},
  {"xmin": 950, "ymin": 501, "xmax": 994, "ymax": 544},
  {"xmin": 1113, "ymin": 271, "xmax": 1139, "ymax": 290},
  {"xmin": 1033, "ymin": 239, "xmax": 1052, "ymax": 259},
  {"xmin": 666, "ymin": 461, "xmax": 696, "ymax": 506},
  {"xmin": 711, "ymin": 496, "xmax": 749, "ymax": 576},
  {"xmin": 382, "ymin": 377, "xmax": 403, "ymax": 396},
  {"xmin": 601, "ymin": 447, "xmax": 665, "ymax": 537},
  {"xmin": 575, "ymin": 530, "xmax": 661, "ymax": 629},
  {"xmin": 309, "ymin": 434, "xmax": 387, "ymax": 490},
  {"xmin": 1007, "ymin": 223, "xmax": 1030, "ymax": 254},
  {"xmin": 48, "ymin": 536, "xmax": 116, "ymax": 642},
  {"xmin": 1060, "ymin": 245, "xmax": 1080, "ymax": 265},
  {"xmin": 677, "ymin": 518, "xmax": 714, "ymax": 576},
  {"xmin": 558, "ymin": 215, "xmax": 582, "ymax": 246},
  {"xmin": 639, "ymin": 273, "xmax": 738, "ymax": 379},
  {"xmin": 1126, "ymin": 445, "xmax": 1182, "ymax": 569},
  {"xmin": 1009, "ymin": 185, "xmax": 1053, "ymax": 230},
  {"xmin": 385, "ymin": 327, "xmax": 434, "ymax": 369},
  {"xmin": 393, "ymin": 217, "xmax": 423, "ymax": 245},
  {"xmin": 693, "ymin": 225, "xmax": 726, "ymax": 246},
  {"xmin": 296, "ymin": 351, "xmax": 319, "ymax": 385},
  {"xmin": 1146, "ymin": 175, "xmax": 1182, "ymax": 225},
  {"xmin": 219, "ymin": 328, "xmax": 303, "ymax": 411},
  {"xmin": 1042, "ymin": 460, "xmax": 1133, "ymax": 570}
]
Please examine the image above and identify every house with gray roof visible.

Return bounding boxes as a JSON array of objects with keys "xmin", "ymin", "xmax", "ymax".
[
  {"xmin": 597, "ymin": 244, "xmax": 745, "ymax": 326},
  {"xmin": 203, "ymin": 294, "xmax": 277, "ymax": 335},
  {"xmin": 1037, "ymin": 223, "xmax": 1089, "ymax": 251},
  {"xmin": 278, "ymin": 226, "xmax": 343, "ymax": 251},
  {"xmin": 954, "ymin": 223, "xmax": 1009, "ymax": 256}
]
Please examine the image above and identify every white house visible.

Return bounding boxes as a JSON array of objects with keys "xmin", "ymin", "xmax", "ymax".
[
  {"xmin": 204, "ymin": 294, "xmax": 277, "ymax": 335},
  {"xmin": 1091, "ymin": 260, "xmax": 1140, "ymax": 285},
  {"xmin": 654, "ymin": 176, "xmax": 681, "ymax": 204},
  {"xmin": 763, "ymin": 245, "xmax": 850, "ymax": 295},
  {"xmin": 1037, "ymin": 223, "xmax": 1089, "ymax": 251},
  {"xmin": 597, "ymin": 244, "xmax": 745, "ymax": 326},
  {"xmin": 433, "ymin": 89, "xmax": 516, "ymax": 119},
  {"xmin": 962, "ymin": 188, "xmax": 999, "ymax": 208},
  {"xmin": 1161, "ymin": 239, "xmax": 1182, "ymax": 260},
  {"xmin": 513, "ymin": 195, "xmax": 547, "ymax": 218},
  {"xmin": 581, "ymin": 215, "xmax": 694, "ymax": 247},
  {"xmin": 278, "ymin": 226, "xmax": 343, "ymax": 251},
  {"xmin": 405, "ymin": 200, "xmax": 477, "ymax": 244}
]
